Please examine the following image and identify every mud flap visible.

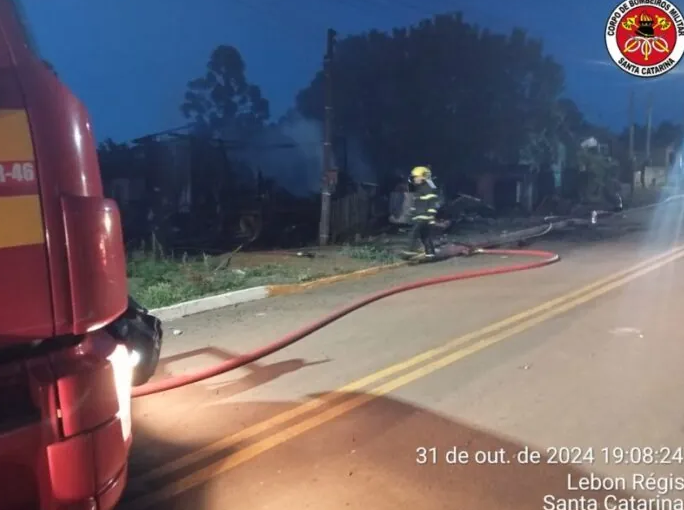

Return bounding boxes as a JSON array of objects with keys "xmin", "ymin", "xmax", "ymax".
[{"xmin": 106, "ymin": 296, "xmax": 163, "ymax": 386}]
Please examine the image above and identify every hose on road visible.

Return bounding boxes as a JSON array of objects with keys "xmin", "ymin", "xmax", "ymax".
[{"xmin": 132, "ymin": 247, "xmax": 559, "ymax": 398}]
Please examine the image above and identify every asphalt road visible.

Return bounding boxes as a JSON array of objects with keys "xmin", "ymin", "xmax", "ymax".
[{"xmin": 120, "ymin": 200, "xmax": 684, "ymax": 510}]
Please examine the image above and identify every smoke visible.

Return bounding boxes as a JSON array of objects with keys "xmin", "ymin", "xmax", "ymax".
[
  {"xmin": 277, "ymin": 115, "xmax": 324, "ymax": 194},
  {"xmin": 344, "ymin": 135, "xmax": 375, "ymax": 185},
  {"xmin": 237, "ymin": 111, "xmax": 377, "ymax": 196},
  {"xmin": 235, "ymin": 112, "xmax": 323, "ymax": 197}
]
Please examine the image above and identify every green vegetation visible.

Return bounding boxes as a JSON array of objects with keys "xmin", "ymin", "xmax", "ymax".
[
  {"xmin": 339, "ymin": 244, "xmax": 399, "ymax": 265},
  {"xmin": 127, "ymin": 245, "xmax": 399, "ymax": 309},
  {"xmin": 128, "ymin": 253, "xmax": 321, "ymax": 308}
]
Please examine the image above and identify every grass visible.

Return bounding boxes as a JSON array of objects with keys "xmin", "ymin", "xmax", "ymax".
[
  {"xmin": 339, "ymin": 244, "xmax": 400, "ymax": 265},
  {"xmin": 127, "ymin": 245, "xmax": 399, "ymax": 309}
]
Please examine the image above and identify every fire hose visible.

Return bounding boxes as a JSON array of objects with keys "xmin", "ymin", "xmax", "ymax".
[
  {"xmin": 131, "ymin": 246, "xmax": 559, "ymax": 398},
  {"xmin": 126, "ymin": 195, "xmax": 684, "ymax": 397}
]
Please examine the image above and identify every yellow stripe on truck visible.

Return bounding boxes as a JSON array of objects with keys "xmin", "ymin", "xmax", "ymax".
[
  {"xmin": 0, "ymin": 195, "xmax": 44, "ymax": 248},
  {"xmin": 0, "ymin": 110, "xmax": 34, "ymax": 161}
]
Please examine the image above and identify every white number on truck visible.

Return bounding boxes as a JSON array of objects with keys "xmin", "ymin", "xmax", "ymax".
[{"xmin": 0, "ymin": 162, "xmax": 35, "ymax": 184}]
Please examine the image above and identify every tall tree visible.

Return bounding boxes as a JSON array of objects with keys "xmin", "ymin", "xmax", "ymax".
[
  {"xmin": 181, "ymin": 45, "xmax": 270, "ymax": 138},
  {"xmin": 618, "ymin": 120, "xmax": 682, "ymax": 155},
  {"xmin": 295, "ymin": 13, "xmax": 568, "ymax": 194},
  {"xmin": 178, "ymin": 45, "xmax": 272, "ymax": 235},
  {"xmin": 652, "ymin": 121, "xmax": 682, "ymax": 150}
]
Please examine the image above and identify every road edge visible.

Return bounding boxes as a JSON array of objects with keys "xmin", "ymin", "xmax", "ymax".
[
  {"xmin": 148, "ymin": 220, "xmax": 553, "ymax": 323},
  {"xmin": 149, "ymin": 286, "xmax": 269, "ymax": 321},
  {"xmin": 149, "ymin": 262, "xmax": 406, "ymax": 321},
  {"xmin": 148, "ymin": 221, "xmax": 572, "ymax": 321},
  {"xmin": 148, "ymin": 198, "xmax": 672, "ymax": 322},
  {"xmin": 266, "ymin": 261, "xmax": 407, "ymax": 297}
]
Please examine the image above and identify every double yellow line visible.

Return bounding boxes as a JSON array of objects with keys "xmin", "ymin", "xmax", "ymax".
[{"xmin": 124, "ymin": 244, "xmax": 684, "ymax": 509}]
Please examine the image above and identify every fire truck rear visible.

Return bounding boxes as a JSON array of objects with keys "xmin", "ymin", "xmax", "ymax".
[{"xmin": 0, "ymin": 2, "xmax": 160, "ymax": 509}]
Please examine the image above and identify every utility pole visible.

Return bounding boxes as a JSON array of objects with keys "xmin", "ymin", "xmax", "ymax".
[
  {"xmin": 628, "ymin": 90, "xmax": 635, "ymax": 161},
  {"xmin": 646, "ymin": 92, "xmax": 653, "ymax": 163},
  {"xmin": 628, "ymin": 90, "xmax": 635, "ymax": 196},
  {"xmin": 319, "ymin": 28, "xmax": 336, "ymax": 246},
  {"xmin": 644, "ymin": 92, "xmax": 653, "ymax": 188}
]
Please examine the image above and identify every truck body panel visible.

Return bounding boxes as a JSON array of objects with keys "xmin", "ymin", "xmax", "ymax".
[
  {"xmin": 0, "ymin": 2, "xmax": 135, "ymax": 509},
  {"xmin": 0, "ymin": 81, "xmax": 53, "ymax": 341},
  {"xmin": 0, "ymin": 334, "xmax": 133, "ymax": 510},
  {"xmin": 0, "ymin": 0, "xmax": 128, "ymax": 345}
]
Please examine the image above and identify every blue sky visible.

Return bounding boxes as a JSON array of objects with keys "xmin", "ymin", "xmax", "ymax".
[{"xmin": 20, "ymin": 0, "xmax": 684, "ymax": 143}]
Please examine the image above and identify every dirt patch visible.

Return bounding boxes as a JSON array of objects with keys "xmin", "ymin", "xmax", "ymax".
[{"xmin": 227, "ymin": 250, "xmax": 372, "ymax": 273}]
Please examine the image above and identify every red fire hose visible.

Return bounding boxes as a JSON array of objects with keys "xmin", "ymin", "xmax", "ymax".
[{"xmin": 131, "ymin": 248, "xmax": 559, "ymax": 398}]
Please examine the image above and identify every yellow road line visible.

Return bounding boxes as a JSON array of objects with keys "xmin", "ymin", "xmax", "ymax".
[
  {"xmin": 267, "ymin": 262, "xmax": 406, "ymax": 296},
  {"xmin": 130, "ymin": 244, "xmax": 684, "ymax": 488},
  {"xmin": 125, "ymin": 246, "xmax": 684, "ymax": 508}
]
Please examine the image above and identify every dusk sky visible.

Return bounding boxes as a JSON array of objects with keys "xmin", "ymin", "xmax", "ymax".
[{"xmin": 20, "ymin": 0, "xmax": 684, "ymax": 143}]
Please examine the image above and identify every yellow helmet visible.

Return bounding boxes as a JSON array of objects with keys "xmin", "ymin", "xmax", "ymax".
[{"xmin": 411, "ymin": 166, "xmax": 431, "ymax": 178}]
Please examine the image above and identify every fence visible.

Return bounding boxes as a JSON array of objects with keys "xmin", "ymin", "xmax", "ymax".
[{"xmin": 330, "ymin": 188, "xmax": 382, "ymax": 242}]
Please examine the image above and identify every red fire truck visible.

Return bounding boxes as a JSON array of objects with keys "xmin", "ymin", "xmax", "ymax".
[{"xmin": 0, "ymin": 2, "xmax": 161, "ymax": 509}]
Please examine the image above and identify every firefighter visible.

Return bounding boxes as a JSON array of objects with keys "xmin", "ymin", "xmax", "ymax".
[{"xmin": 402, "ymin": 166, "xmax": 439, "ymax": 259}]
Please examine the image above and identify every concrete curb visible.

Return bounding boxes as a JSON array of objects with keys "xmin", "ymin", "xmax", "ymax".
[
  {"xmin": 149, "ymin": 262, "xmax": 407, "ymax": 321},
  {"xmin": 150, "ymin": 286, "xmax": 269, "ymax": 322},
  {"xmin": 266, "ymin": 261, "xmax": 407, "ymax": 297}
]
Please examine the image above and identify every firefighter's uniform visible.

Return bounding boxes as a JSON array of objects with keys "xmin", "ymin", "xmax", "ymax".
[{"xmin": 403, "ymin": 166, "xmax": 439, "ymax": 258}]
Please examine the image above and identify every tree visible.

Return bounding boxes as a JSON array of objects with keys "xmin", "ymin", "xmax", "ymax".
[
  {"xmin": 535, "ymin": 98, "xmax": 589, "ymax": 170},
  {"xmin": 577, "ymin": 145, "xmax": 620, "ymax": 203},
  {"xmin": 178, "ymin": 45, "xmax": 273, "ymax": 238},
  {"xmin": 618, "ymin": 120, "xmax": 682, "ymax": 155},
  {"xmin": 653, "ymin": 121, "xmax": 683, "ymax": 149},
  {"xmin": 181, "ymin": 45, "xmax": 270, "ymax": 139},
  {"xmin": 295, "ymin": 13, "xmax": 568, "ymax": 194}
]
